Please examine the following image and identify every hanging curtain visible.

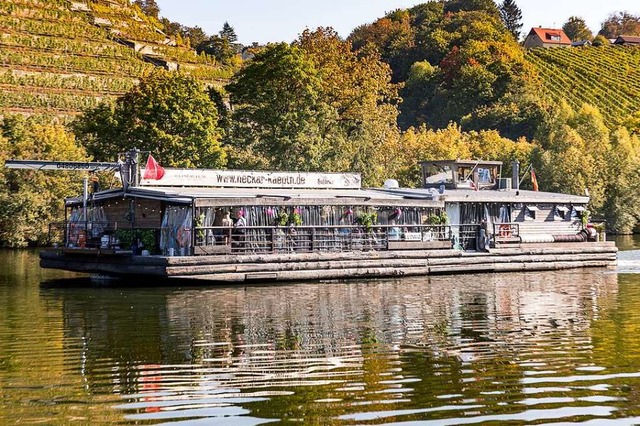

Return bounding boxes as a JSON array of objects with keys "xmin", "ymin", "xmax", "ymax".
[
  {"xmin": 160, "ymin": 206, "xmax": 192, "ymax": 255},
  {"xmin": 446, "ymin": 203, "xmax": 461, "ymax": 250}
]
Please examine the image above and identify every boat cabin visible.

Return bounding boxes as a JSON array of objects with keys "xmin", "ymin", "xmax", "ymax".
[
  {"xmin": 28, "ymin": 154, "xmax": 614, "ymax": 282},
  {"xmin": 59, "ymin": 168, "xmax": 452, "ymax": 256},
  {"xmin": 52, "ymin": 157, "xmax": 595, "ymax": 257}
]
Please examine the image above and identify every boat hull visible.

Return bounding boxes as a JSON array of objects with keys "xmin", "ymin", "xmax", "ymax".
[{"xmin": 40, "ymin": 242, "xmax": 618, "ymax": 283}]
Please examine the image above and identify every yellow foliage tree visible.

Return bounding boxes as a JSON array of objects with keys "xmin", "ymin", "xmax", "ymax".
[{"xmin": 0, "ymin": 116, "xmax": 88, "ymax": 247}]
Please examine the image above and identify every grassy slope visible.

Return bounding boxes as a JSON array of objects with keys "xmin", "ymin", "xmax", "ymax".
[
  {"xmin": 526, "ymin": 45, "xmax": 640, "ymax": 128},
  {"xmin": 0, "ymin": 0, "xmax": 233, "ymax": 119}
]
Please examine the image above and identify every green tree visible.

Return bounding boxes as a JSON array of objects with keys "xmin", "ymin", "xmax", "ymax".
[
  {"xmin": 196, "ymin": 35, "xmax": 235, "ymax": 63},
  {"xmin": 219, "ymin": 22, "xmax": 238, "ymax": 43},
  {"xmin": 534, "ymin": 102, "xmax": 610, "ymax": 211},
  {"xmin": 599, "ymin": 12, "xmax": 640, "ymax": 38},
  {"xmin": 227, "ymin": 42, "xmax": 324, "ymax": 170},
  {"xmin": 183, "ymin": 26, "xmax": 208, "ymax": 48},
  {"xmin": 134, "ymin": 0, "xmax": 159, "ymax": 18},
  {"xmin": 160, "ymin": 18, "xmax": 182, "ymax": 36},
  {"xmin": 0, "ymin": 116, "xmax": 88, "ymax": 247},
  {"xmin": 444, "ymin": 0, "xmax": 500, "ymax": 17},
  {"xmin": 74, "ymin": 71, "xmax": 225, "ymax": 168},
  {"xmin": 227, "ymin": 29, "xmax": 400, "ymax": 185},
  {"xmin": 592, "ymin": 34, "xmax": 610, "ymax": 46},
  {"xmin": 563, "ymin": 16, "xmax": 593, "ymax": 41},
  {"xmin": 603, "ymin": 127, "xmax": 640, "ymax": 233},
  {"xmin": 499, "ymin": 0, "xmax": 523, "ymax": 40}
]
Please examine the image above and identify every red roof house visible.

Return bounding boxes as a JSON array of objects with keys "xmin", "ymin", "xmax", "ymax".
[{"xmin": 523, "ymin": 27, "xmax": 572, "ymax": 48}]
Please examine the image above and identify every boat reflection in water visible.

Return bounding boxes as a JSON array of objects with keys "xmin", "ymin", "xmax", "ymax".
[{"xmin": 39, "ymin": 267, "xmax": 640, "ymax": 424}]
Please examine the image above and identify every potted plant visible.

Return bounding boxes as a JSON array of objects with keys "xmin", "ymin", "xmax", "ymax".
[
  {"xmin": 290, "ymin": 209, "xmax": 302, "ymax": 226},
  {"xmin": 356, "ymin": 212, "xmax": 378, "ymax": 231},
  {"xmin": 276, "ymin": 211, "xmax": 289, "ymax": 226}
]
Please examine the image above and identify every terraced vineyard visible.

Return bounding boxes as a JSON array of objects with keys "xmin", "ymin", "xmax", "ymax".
[
  {"xmin": 526, "ymin": 45, "xmax": 640, "ymax": 128},
  {"xmin": 0, "ymin": 0, "xmax": 234, "ymax": 119}
]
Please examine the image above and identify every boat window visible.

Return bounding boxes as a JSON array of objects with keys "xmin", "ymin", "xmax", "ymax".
[
  {"xmin": 425, "ymin": 165, "xmax": 453, "ymax": 185},
  {"xmin": 571, "ymin": 206, "xmax": 585, "ymax": 219},
  {"xmin": 555, "ymin": 205, "xmax": 569, "ymax": 220},
  {"xmin": 525, "ymin": 205, "xmax": 538, "ymax": 220}
]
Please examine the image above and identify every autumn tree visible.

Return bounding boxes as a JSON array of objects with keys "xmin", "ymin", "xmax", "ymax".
[
  {"xmin": 0, "ymin": 116, "xmax": 88, "ymax": 247},
  {"xmin": 349, "ymin": 9, "xmax": 416, "ymax": 82},
  {"xmin": 379, "ymin": 124, "xmax": 533, "ymax": 187},
  {"xmin": 499, "ymin": 0, "xmax": 523, "ymax": 40},
  {"xmin": 592, "ymin": 34, "xmax": 610, "ymax": 46},
  {"xmin": 350, "ymin": 3, "xmax": 546, "ymax": 141},
  {"xmin": 563, "ymin": 16, "xmax": 593, "ymax": 41},
  {"xmin": 74, "ymin": 71, "xmax": 226, "ymax": 168},
  {"xmin": 444, "ymin": 0, "xmax": 500, "ymax": 17},
  {"xmin": 533, "ymin": 103, "xmax": 610, "ymax": 213},
  {"xmin": 599, "ymin": 12, "xmax": 640, "ymax": 38}
]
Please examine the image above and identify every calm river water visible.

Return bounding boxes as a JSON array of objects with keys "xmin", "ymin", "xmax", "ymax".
[{"xmin": 2, "ymin": 238, "xmax": 640, "ymax": 425}]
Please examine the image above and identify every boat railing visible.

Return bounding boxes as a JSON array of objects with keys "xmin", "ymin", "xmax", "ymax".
[
  {"xmin": 49, "ymin": 221, "xmax": 458, "ymax": 254},
  {"xmin": 194, "ymin": 224, "xmax": 452, "ymax": 255},
  {"xmin": 48, "ymin": 221, "xmax": 152, "ymax": 250},
  {"xmin": 492, "ymin": 222, "xmax": 520, "ymax": 243}
]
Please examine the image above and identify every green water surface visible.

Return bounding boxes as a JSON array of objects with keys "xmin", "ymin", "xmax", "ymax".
[{"xmin": 1, "ymin": 245, "xmax": 640, "ymax": 424}]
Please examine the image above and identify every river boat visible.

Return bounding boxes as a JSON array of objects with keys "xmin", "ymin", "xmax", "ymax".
[{"xmin": 36, "ymin": 154, "xmax": 617, "ymax": 282}]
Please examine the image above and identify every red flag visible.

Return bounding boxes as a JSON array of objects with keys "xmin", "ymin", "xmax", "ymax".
[
  {"xmin": 531, "ymin": 168, "xmax": 539, "ymax": 191},
  {"xmin": 143, "ymin": 155, "xmax": 165, "ymax": 180},
  {"xmin": 468, "ymin": 179, "xmax": 478, "ymax": 191}
]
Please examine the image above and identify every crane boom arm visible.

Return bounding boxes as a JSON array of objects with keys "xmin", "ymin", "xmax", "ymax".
[{"xmin": 4, "ymin": 160, "xmax": 121, "ymax": 172}]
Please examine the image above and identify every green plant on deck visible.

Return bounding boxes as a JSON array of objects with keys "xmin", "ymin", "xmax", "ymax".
[
  {"xmin": 580, "ymin": 209, "xmax": 591, "ymax": 229},
  {"xmin": 115, "ymin": 229, "xmax": 156, "ymax": 252},
  {"xmin": 290, "ymin": 212, "xmax": 302, "ymax": 226},
  {"xmin": 195, "ymin": 212, "xmax": 205, "ymax": 241},
  {"xmin": 428, "ymin": 211, "xmax": 449, "ymax": 225},
  {"xmin": 276, "ymin": 211, "xmax": 289, "ymax": 226},
  {"xmin": 356, "ymin": 212, "xmax": 378, "ymax": 231}
]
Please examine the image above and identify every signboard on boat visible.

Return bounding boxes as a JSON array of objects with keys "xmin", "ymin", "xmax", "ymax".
[{"xmin": 139, "ymin": 168, "xmax": 362, "ymax": 189}]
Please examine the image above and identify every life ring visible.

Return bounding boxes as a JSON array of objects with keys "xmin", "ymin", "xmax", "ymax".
[
  {"xmin": 68, "ymin": 223, "xmax": 79, "ymax": 245},
  {"xmin": 499, "ymin": 224, "xmax": 510, "ymax": 237},
  {"xmin": 177, "ymin": 227, "xmax": 187, "ymax": 245}
]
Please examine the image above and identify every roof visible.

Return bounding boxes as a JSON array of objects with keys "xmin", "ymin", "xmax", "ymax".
[
  {"xmin": 614, "ymin": 35, "xmax": 640, "ymax": 44},
  {"xmin": 528, "ymin": 27, "xmax": 572, "ymax": 45},
  {"xmin": 69, "ymin": 186, "xmax": 445, "ymax": 208},
  {"xmin": 375, "ymin": 188, "xmax": 589, "ymax": 205},
  {"xmin": 419, "ymin": 160, "xmax": 503, "ymax": 167}
]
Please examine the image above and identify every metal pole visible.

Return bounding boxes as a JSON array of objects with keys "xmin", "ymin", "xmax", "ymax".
[
  {"xmin": 511, "ymin": 160, "xmax": 519, "ymax": 190},
  {"xmin": 83, "ymin": 176, "xmax": 88, "ymax": 239}
]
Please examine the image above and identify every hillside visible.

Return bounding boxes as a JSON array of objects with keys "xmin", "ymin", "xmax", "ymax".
[
  {"xmin": 0, "ymin": 0, "xmax": 234, "ymax": 119},
  {"xmin": 526, "ymin": 45, "xmax": 640, "ymax": 128}
]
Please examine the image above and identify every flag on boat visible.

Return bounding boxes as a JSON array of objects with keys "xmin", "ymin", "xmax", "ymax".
[
  {"xmin": 143, "ymin": 154, "xmax": 165, "ymax": 180},
  {"xmin": 468, "ymin": 179, "xmax": 478, "ymax": 191},
  {"xmin": 531, "ymin": 168, "xmax": 539, "ymax": 192}
]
